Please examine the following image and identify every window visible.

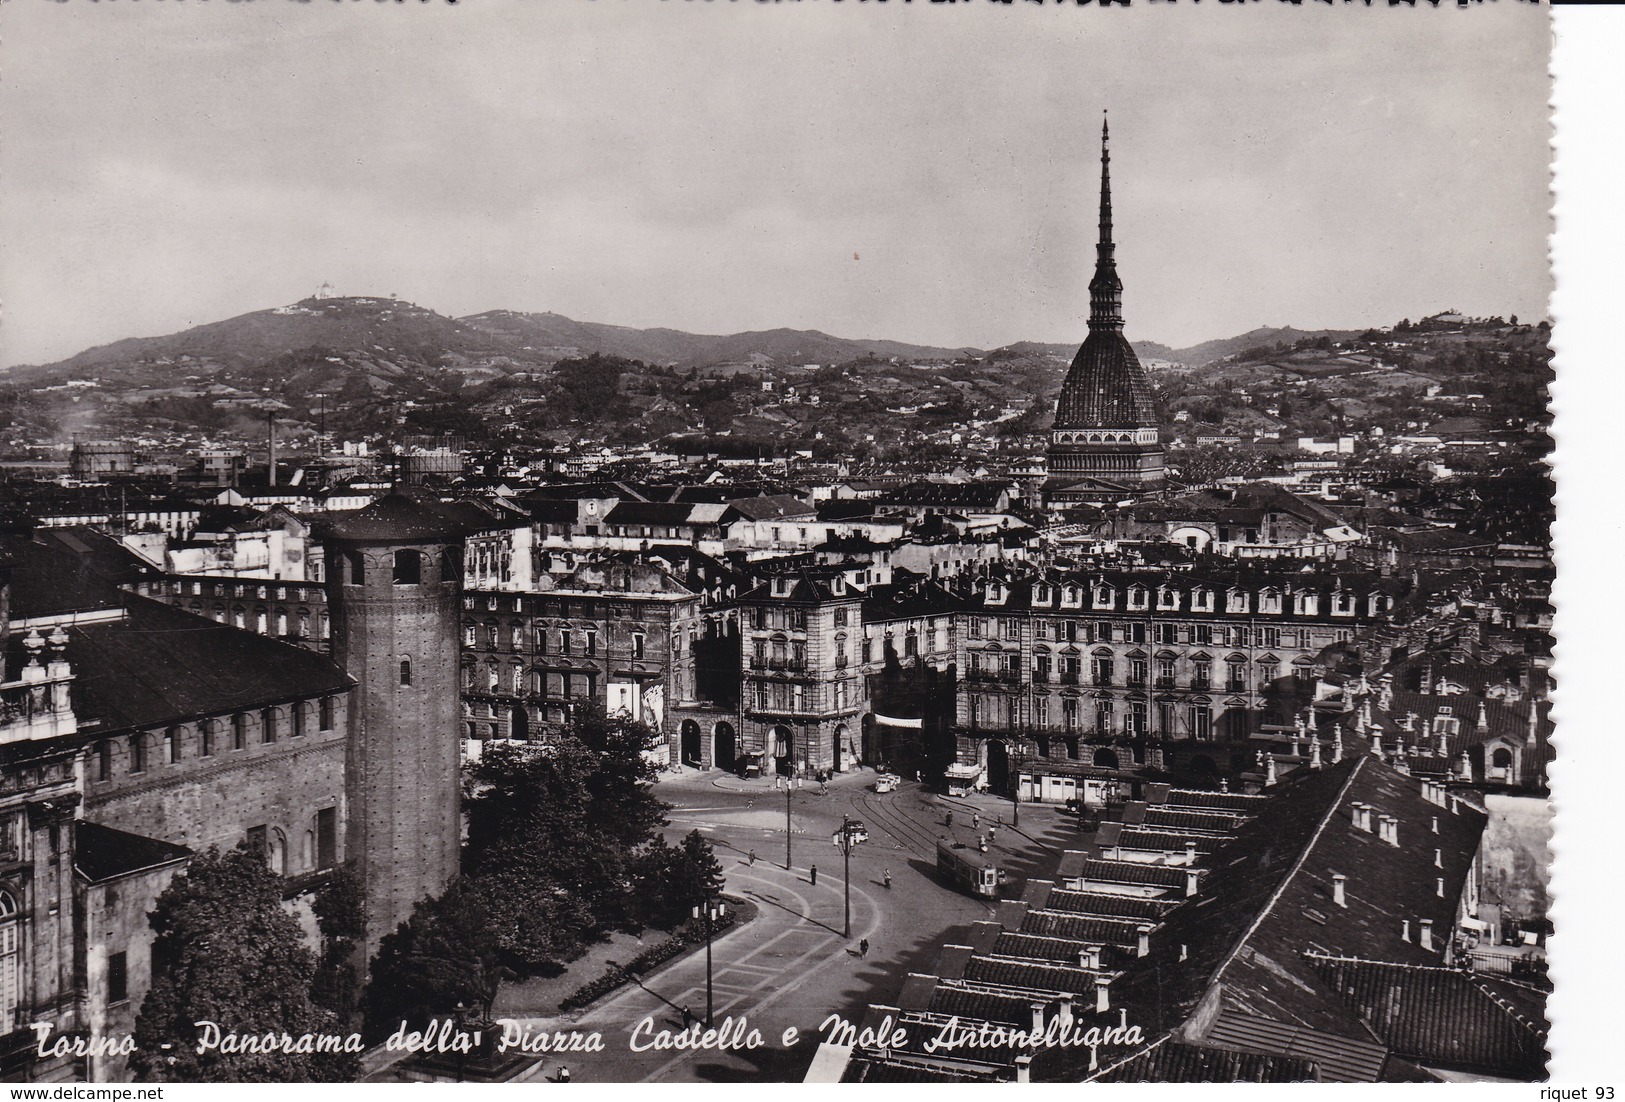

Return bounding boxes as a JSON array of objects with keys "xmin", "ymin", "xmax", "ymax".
[
  {"xmin": 1092, "ymin": 656, "xmax": 1114, "ymax": 687},
  {"xmin": 1035, "ymin": 652, "xmax": 1051, "ymax": 682},
  {"xmin": 1259, "ymin": 627, "xmax": 1280, "ymax": 648},
  {"xmin": 559, "ymin": 631, "xmax": 572, "ymax": 656},
  {"xmin": 233, "ymin": 713, "xmax": 248, "ymax": 750},
  {"xmin": 97, "ymin": 741, "xmax": 112, "ymax": 781},
  {"xmin": 1191, "ymin": 624, "xmax": 1213, "ymax": 646},
  {"xmin": 1062, "ymin": 697, "xmax": 1079, "ymax": 731},
  {"xmin": 1259, "ymin": 588, "xmax": 1282, "ymax": 614},
  {"xmin": 165, "ymin": 726, "xmax": 182, "ymax": 765},
  {"xmin": 904, "ymin": 630, "xmax": 918, "ymax": 658},
  {"xmin": 441, "ymin": 547, "xmax": 461, "ymax": 582},
  {"xmin": 393, "ymin": 549, "xmax": 422, "ymax": 585},
  {"xmin": 834, "ymin": 608, "xmax": 849, "ymax": 628},
  {"xmin": 1157, "ymin": 701, "xmax": 1175, "ymax": 735},
  {"xmin": 298, "ymin": 610, "xmax": 310, "ymax": 639},
  {"xmin": 1128, "ymin": 659, "xmax": 1148, "ymax": 687},
  {"xmin": 400, "ymin": 659, "xmax": 412, "ymax": 686},
  {"xmin": 291, "ymin": 704, "xmax": 306, "ymax": 739},
  {"xmin": 1001, "ymin": 619, "xmax": 1019, "ymax": 640},
  {"xmin": 1190, "ymin": 703, "xmax": 1213, "ymax": 740},
  {"xmin": 1155, "ymin": 623, "xmax": 1178, "ymax": 645},
  {"xmin": 0, "ymin": 892, "xmax": 19, "ymax": 1026},
  {"xmin": 319, "ymin": 697, "xmax": 335, "ymax": 732},
  {"xmin": 465, "ymin": 625, "xmax": 477, "ymax": 647},
  {"xmin": 968, "ymin": 619, "xmax": 985, "ymax": 640},
  {"xmin": 1128, "ymin": 699, "xmax": 1148, "ymax": 735},
  {"xmin": 632, "ymin": 633, "xmax": 645, "ymax": 660},
  {"xmin": 247, "ymin": 825, "xmax": 268, "ymax": 856},
  {"xmin": 319, "ymin": 612, "xmax": 330, "ymax": 641},
  {"xmin": 1193, "ymin": 659, "xmax": 1212, "ymax": 690},
  {"xmin": 275, "ymin": 610, "xmax": 288, "ymax": 636},
  {"xmin": 316, "ymin": 807, "xmax": 337, "ymax": 869},
  {"xmin": 1094, "ymin": 699, "xmax": 1115, "ymax": 735},
  {"xmin": 1226, "ymin": 660, "xmax": 1248, "ymax": 693},
  {"xmin": 129, "ymin": 734, "xmax": 147, "ymax": 774},
  {"xmin": 1157, "ymin": 657, "xmax": 1177, "ymax": 688},
  {"xmin": 108, "ymin": 951, "xmax": 128, "ymax": 1005},
  {"xmin": 1128, "ymin": 586, "xmax": 1149, "ymax": 610},
  {"xmin": 584, "ymin": 630, "xmax": 597, "ymax": 657},
  {"xmin": 345, "ymin": 551, "xmax": 365, "ymax": 586}
]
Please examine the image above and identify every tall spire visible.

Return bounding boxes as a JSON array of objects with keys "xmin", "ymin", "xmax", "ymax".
[{"xmin": 1089, "ymin": 112, "xmax": 1124, "ymax": 332}]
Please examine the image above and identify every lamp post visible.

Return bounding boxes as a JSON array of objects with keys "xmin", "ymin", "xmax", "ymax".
[
  {"xmin": 692, "ymin": 899, "xmax": 726, "ymax": 1028},
  {"xmin": 841, "ymin": 813, "xmax": 852, "ymax": 939},
  {"xmin": 785, "ymin": 781, "xmax": 793, "ymax": 870}
]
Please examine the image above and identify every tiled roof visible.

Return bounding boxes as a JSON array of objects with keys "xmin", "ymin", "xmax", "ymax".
[
  {"xmin": 963, "ymin": 954, "xmax": 1102, "ymax": 996},
  {"xmin": 1054, "ymin": 331, "xmax": 1158, "ymax": 429},
  {"xmin": 927, "ymin": 983, "xmax": 1043, "ymax": 1028},
  {"xmin": 0, "ymin": 527, "xmax": 161, "ymax": 617},
  {"xmin": 1070, "ymin": 858, "xmax": 1190, "ymax": 889},
  {"xmin": 1020, "ymin": 910, "xmax": 1145, "ymax": 946},
  {"xmin": 319, "ymin": 492, "xmax": 471, "ymax": 542},
  {"xmin": 1143, "ymin": 808, "xmax": 1251, "ymax": 833},
  {"xmin": 1165, "ymin": 788, "xmax": 1270, "ymax": 813},
  {"xmin": 64, "ymin": 596, "xmax": 352, "ymax": 735},
  {"xmin": 1112, "ymin": 755, "xmax": 1489, "ymax": 1079},
  {"xmin": 75, "ymin": 820, "xmax": 191, "ymax": 883},
  {"xmin": 1089, "ymin": 1034, "xmax": 1320, "ymax": 1083},
  {"xmin": 1043, "ymin": 889, "xmax": 1178, "ymax": 922},
  {"xmin": 1306, "ymin": 955, "xmax": 1548, "ymax": 1079}
]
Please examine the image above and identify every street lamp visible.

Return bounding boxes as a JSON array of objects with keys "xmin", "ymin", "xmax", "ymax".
[
  {"xmin": 840, "ymin": 813, "xmax": 852, "ymax": 939},
  {"xmin": 784, "ymin": 781, "xmax": 793, "ymax": 870},
  {"xmin": 692, "ymin": 899, "xmax": 727, "ymax": 1028}
]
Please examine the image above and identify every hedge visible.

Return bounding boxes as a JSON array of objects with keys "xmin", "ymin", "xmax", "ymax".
[{"xmin": 559, "ymin": 910, "xmax": 740, "ymax": 1013}]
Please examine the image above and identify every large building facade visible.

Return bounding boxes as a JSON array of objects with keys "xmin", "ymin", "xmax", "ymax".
[{"xmin": 1045, "ymin": 119, "xmax": 1166, "ymax": 504}]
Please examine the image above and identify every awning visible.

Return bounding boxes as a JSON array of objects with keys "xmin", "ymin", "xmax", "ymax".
[
  {"xmin": 1459, "ymin": 917, "xmax": 1488, "ymax": 932},
  {"xmin": 873, "ymin": 713, "xmax": 923, "ymax": 729}
]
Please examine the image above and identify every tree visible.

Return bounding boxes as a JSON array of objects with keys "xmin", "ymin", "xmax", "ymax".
[
  {"xmin": 130, "ymin": 846, "xmax": 357, "ymax": 1082},
  {"xmin": 457, "ymin": 704, "xmax": 670, "ymax": 971},
  {"xmin": 311, "ymin": 868, "xmax": 364, "ymax": 1024},
  {"xmin": 632, "ymin": 831, "xmax": 726, "ymax": 929},
  {"xmin": 362, "ymin": 879, "xmax": 508, "ymax": 1042}
]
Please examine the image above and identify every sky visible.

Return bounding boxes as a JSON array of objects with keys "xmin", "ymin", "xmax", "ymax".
[{"xmin": 0, "ymin": 1, "xmax": 1552, "ymax": 367}]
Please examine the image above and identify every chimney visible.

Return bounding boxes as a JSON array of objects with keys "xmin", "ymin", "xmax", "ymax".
[
  {"xmin": 1030, "ymin": 1003, "xmax": 1045, "ymax": 1035},
  {"xmin": 1057, "ymin": 995, "xmax": 1075, "ymax": 1031},
  {"xmin": 1434, "ymin": 848, "xmax": 1443, "ymax": 868},
  {"xmin": 1184, "ymin": 868, "xmax": 1200, "ymax": 898},
  {"xmin": 1431, "ymin": 815, "xmax": 1439, "ymax": 834},
  {"xmin": 1015, "ymin": 1054, "xmax": 1032, "ymax": 1085},
  {"xmin": 1088, "ymin": 945, "xmax": 1102, "ymax": 970},
  {"xmin": 268, "ymin": 412, "xmax": 277, "ymax": 488},
  {"xmin": 1265, "ymin": 754, "xmax": 1278, "ymax": 787},
  {"xmin": 1437, "ymin": 876, "xmax": 1446, "ymax": 899},
  {"xmin": 1136, "ymin": 925, "xmax": 1152, "ymax": 958},
  {"xmin": 1419, "ymin": 918, "xmax": 1434, "ymax": 951},
  {"xmin": 1094, "ymin": 975, "xmax": 1111, "ymax": 1014},
  {"xmin": 1078, "ymin": 948, "xmax": 1091, "ymax": 969},
  {"xmin": 1184, "ymin": 841, "xmax": 1198, "ymax": 866},
  {"xmin": 1401, "ymin": 919, "xmax": 1411, "ymax": 943},
  {"xmin": 1332, "ymin": 873, "xmax": 1347, "ymax": 908}
]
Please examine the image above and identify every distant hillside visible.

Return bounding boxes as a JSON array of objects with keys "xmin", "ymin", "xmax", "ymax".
[{"xmin": 460, "ymin": 310, "xmax": 979, "ymax": 368}]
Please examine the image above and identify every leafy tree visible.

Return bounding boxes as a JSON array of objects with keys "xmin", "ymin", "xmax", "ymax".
[
  {"xmin": 631, "ymin": 830, "xmax": 727, "ymax": 929},
  {"xmin": 458, "ymin": 704, "xmax": 669, "ymax": 970},
  {"xmin": 362, "ymin": 879, "xmax": 507, "ymax": 1042},
  {"xmin": 130, "ymin": 846, "xmax": 357, "ymax": 1083},
  {"xmin": 311, "ymin": 868, "xmax": 364, "ymax": 1024}
]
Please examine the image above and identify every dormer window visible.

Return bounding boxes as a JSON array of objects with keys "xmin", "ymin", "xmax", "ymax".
[
  {"xmin": 1259, "ymin": 588, "xmax": 1281, "ymax": 614},
  {"xmin": 1333, "ymin": 591, "xmax": 1357, "ymax": 616},
  {"xmin": 772, "ymin": 577, "xmax": 793, "ymax": 598},
  {"xmin": 1192, "ymin": 588, "xmax": 1214, "ymax": 612},
  {"xmin": 1061, "ymin": 585, "xmax": 1083, "ymax": 608},
  {"xmin": 1033, "ymin": 583, "xmax": 1053, "ymax": 606},
  {"xmin": 1227, "ymin": 589, "xmax": 1250, "ymax": 615},
  {"xmin": 1093, "ymin": 585, "xmax": 1115, "ymax": 610},
  {"xmin": 1127, "ymin": 586, "xmax": 1149, "ymax": 610},
  {"xmin": 1297, "ymin": 592, "xmax": 1319, "ymax": 616},
  {"xmin": 985, "ymin": 583, "xmax": 1006, "ymax": 606},
  {"xmin": 1157, "ymin": 587, "xmax": 1179, "ymax": 611}
]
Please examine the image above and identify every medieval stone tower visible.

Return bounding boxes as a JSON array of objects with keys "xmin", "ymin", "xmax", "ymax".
[{"xmin": 322, "ymin": 494, "xmax": 465, "ymax": 958}]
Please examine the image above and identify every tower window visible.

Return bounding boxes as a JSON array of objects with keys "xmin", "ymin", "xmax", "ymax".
[
  {"xmin": 400, "ymin": 659, "xmax": 412, "ymax": 686},
  {"xmin": 441, "ymin": 547, "xmax": 460, "ymax": 582},
  {"xmin": 393, "ymin": 550, "xmax": 423, "ymax": 585},
  {"xmin": 345, "ymin": 551, "xmax": 365, "ymax": 586}
]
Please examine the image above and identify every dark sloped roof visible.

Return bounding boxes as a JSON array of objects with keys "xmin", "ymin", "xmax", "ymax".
[
  {"xmin": 319, "ymin": 492, "xmax": 471, "ymax": 542},
  {"xmin": 1089, "ymin": 1034, "xmax": 1320, "ymax": 1083},
  {"xmin": 1307, "ymin": 956, "xmax": 1548, "ymax": 1079},
  {"xmin": 75, "ymin": 820, "xmax": 191, "ymax": 883},
  {"xmin": 66, "ymin": 596, "xmax": 352, "ymax": 735},
  {"xmin": 1054, "ymin": 330, "xmax": 1158, "ymax": 429},
  {"xmin": 0, "ymin": 527, "xmax": 161, "ymax": 617},
  {"xmin": 604, "ymin": 501, "xmax": 698, "ymax": 527}
]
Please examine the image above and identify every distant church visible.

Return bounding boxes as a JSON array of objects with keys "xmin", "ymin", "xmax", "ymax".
[{"xmin": 1043, "ymin": 118, "xmax": 1167, "ymax": 505}]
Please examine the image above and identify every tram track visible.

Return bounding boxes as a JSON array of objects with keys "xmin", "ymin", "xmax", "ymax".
[{"xmin": 849, "ymin": 786, "xmax": 947, "ymax": 860}]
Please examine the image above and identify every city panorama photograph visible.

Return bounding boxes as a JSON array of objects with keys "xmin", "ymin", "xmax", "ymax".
[{"xmin": 0, "ymin": 0, "xmax": 1562, "ymax": 1086}]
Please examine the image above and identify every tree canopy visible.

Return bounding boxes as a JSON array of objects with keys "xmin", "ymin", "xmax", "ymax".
[{"xmin": 130, "ymin": 846, "xmax": 358, "ymax": 1083}]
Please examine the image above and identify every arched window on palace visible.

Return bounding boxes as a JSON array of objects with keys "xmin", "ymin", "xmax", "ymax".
[{"xmin": 0, "ymin": 892, "xmax": 21, "ymax": 1029}]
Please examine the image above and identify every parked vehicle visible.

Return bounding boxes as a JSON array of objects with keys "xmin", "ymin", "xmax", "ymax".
[
  {"xmin": 937, "ymin": 840, "xmax": 1000, "ymax": 898},
  {"xmin": 833, "ymin": 820, "xmax": 870, "ymax": 848},
  {"xmin": 874, "ymin": 773, "xmax": 901, "ymax": 794}
]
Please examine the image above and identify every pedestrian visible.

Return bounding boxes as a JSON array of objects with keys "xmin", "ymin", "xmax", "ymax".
[
  {"xmin": 945, "ymin": 811, "xmax": 953, "ymax": 828},
  {"xmin": 884, "ymin": 868, "xmax": 892, "ymax": 889},
  {"xmin": 859, "ymin": 938, "xmax": 870, "ymax": 958},
  {"xmin": 973, "ymin": 810, "xmax": 980, "ymax": 829},
  {"xmin": 558, "ymin": 1065, "xmax": 571, "ymax": 1083},
  {"xmin": 820, "ymin": 779, "xmax": 829, "ymax": 796},
  {"xmin": 811, "ymin": 864, "xmax": 818, "ymax": 885},
  {"xmin": 749, "ymin": 849, "xmax": 757, "ymax": 866},
  {"xmin": 989, "ymin": 824, "xmax": 998, "ymax": 841},
  {"xmin": 915, "ymin": 769, "xmax": 922, "ymax": 783}
]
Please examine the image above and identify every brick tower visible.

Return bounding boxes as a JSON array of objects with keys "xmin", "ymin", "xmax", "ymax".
[{"xmin": 322, "ymin": 493, "xmax": 465, "ymax": 958}]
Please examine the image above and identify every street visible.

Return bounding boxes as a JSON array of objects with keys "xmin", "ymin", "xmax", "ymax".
[{"xmin": 500, "ymin": 765, "xmax": 1089, "ymax": 1083}]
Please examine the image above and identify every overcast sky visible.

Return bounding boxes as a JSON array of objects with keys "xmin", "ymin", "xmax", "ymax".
[{"xmin": 0, "ymin": 1, "xmax": 1550, "ymax": 367}]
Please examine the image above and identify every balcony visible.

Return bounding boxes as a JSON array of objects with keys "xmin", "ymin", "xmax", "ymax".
[
  {"xmin": 749, "ymin": 658, "xmax": 808, "ymax": 673},
  {"xmin": 1154, "ymin": 677, "xmax": 1177, "ymax": 691},
  {"xmin": 1191, "ymin": 678, "xmax": 1212, "ymax": 692},
  {"xmin": 1059, "ymin": 673, "xmax": 1080, "ymax": 686},
  {"xmin": 1127, "ymin": 676, "xmax": 1147, "ymax": 690},
  {"xmin": 1, "ymin": 667, "xmax": 78, "ymax": 745},
  {"xmin": 1092, "ymin": 676, "xmax": 1113, "ymax": 688},
  {"xmin": 965, "ymin": 669, "xmax": 1021, "ymax": 685},
  {"xmin": 1226, "ymin": 682, "xmax": 1248, "ymax": 694}
]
